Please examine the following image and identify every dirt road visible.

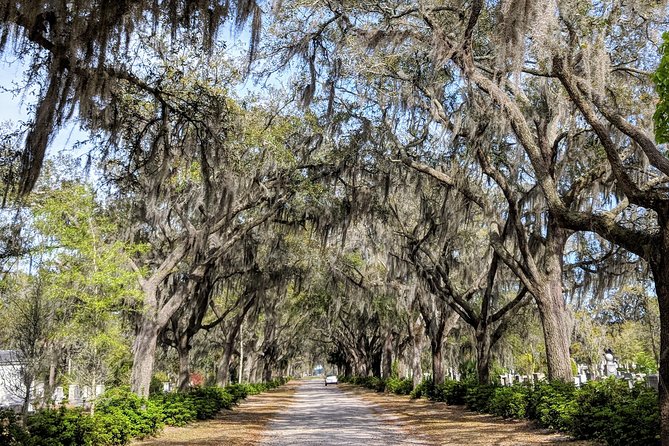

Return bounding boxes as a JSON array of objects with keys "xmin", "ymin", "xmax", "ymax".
[
  {"xmin": 258, "ymin": 379, "xmax": 429, "ymax": 445},
  {"xmin": 134, "ymin": 380, "xmax": 591, "ymax": 445}
]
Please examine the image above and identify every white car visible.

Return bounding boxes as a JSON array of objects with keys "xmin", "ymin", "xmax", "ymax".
[{"xmin": 325, "ymin": 375, "xmax": 338, "ymax": 386}]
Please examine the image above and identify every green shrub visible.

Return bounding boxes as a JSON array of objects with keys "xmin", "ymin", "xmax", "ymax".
[
  {"xmin": 526, "ymin": 380, "xmax": 576, "ymax": 431},
  {"xmin": 385, "ymin": 377, "xmax": 413, "ymax": 395},
  {"xmin": 187, "ymin": 387, "xmax": 234, "ymax": 420},
  {"xmin": 488, "ymin": 385, "xmax": 529, "ymax": 419},
  {"xmin": 410, "ymin": 379, "xmax": 430, "ymax": 399},
  {"xmin": 93, "ymin": 411, "xmax": 132, "ymax": 445},
  {"xmin": 367, "ymin": 377, "xmax": 386, "ymax": 392},
  {"xmin": 0, "ymin": 410, "xmax": 30, "ymax": 446},
  {"xmin": 570, "ymin": 379, "xmax": 659, "ymax": 446},
  {"xmin": 224, "ymin": 384, "xmax": 249, "ymax": 404},
  {"xmin": 150, "ymin": 393, "xmax": 197, "ymax": 427},
  {"xmin": 95, "ymin": 387, "xmax": 163, "ymax": 440},
  {"xmin": 464, "ymin": 384, "xmax": 498, "ymax": 412},
  {"xmin": 438, "ymin": 380, "xmax": 471, "ymax": 405},
  {"xmin": 27, "ymin": 407, "xmax": 97, "ymax": 446},
  {"xmin": 245, "ymin": 383, "xmax": 267, "ymax": 395}
]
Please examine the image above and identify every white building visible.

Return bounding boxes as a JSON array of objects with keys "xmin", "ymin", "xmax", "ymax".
[{"xmin": 0, "ymin": 350, "xmax": 26, "ymax": 410}]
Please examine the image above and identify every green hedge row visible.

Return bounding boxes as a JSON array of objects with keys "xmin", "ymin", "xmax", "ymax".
[
  {"xmin": 343, "ymin": 375, "xmax": 659, "ymax": 446},
  {"xmin": 0, "ymin": 377, "xmax": 289, "ymax": 446}
]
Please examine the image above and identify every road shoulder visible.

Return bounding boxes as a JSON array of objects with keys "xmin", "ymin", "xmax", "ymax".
[
  {"xmin": 131, "ymin": 381, "xmax": 299, "ymax": 446},
  {"xmin": 339, "ymin": 384, "xmax": 596, "ymax": 446}
]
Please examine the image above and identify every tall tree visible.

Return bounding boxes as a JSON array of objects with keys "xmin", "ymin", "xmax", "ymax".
[{"xmin": 0, "ymin": 0, "xmax": 262, "ymax": 195}]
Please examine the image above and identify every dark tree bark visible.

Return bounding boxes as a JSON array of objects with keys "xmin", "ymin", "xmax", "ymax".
[
  {"xmin": 431, "ymin": 339, "xmax": 445, "ymax": 385},
  {"xmin": 176, "ymin": 335, "xmax": 191, "ymax": 392},
  {"xmin": 382, "ymin": 332, "xmax": 393, "ymax": 378}
]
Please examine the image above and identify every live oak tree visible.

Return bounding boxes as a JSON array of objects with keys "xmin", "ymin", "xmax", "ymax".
[
  {"xmin": 271, "ymin": 3, "xmax": 667, "ymax": 441},
  {"xmin": 0, "ymin": 0, "xmax": 262, "ymax": 195}
]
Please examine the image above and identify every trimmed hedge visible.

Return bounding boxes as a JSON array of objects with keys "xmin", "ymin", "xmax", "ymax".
[
  {"xmin": 0, "ymin": 377, "xmax": 289, "ymax": 446},
  {"xmin": 344, "ymin": 375, "xmax": 660, "ymax": 446}
]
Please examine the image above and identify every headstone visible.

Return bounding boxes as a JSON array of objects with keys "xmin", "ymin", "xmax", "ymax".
[
  {"xmin": 81, "ymin": 386, "xmax": 91, "ymax": 401},
  {"xmin": 53, "ymin": 387, "xmax": 64, "ymax": 404},
  {"xmin": 163, "ymin": 382, "xmax": 172, "ymax": 392},
  {"xmin": 647, "ymin": 374, "xmax": 659, "ymax": 391},
  {"xmin": 68, "ymin": 384, "xmax": 81, "ymax": 406},
  {"xmin": 34, "ymin": 382, "xmax": 45, "ymax": 400},
  {"xmin": 95, "ymin": 385, "xmax": 105, "ymax": 397}
]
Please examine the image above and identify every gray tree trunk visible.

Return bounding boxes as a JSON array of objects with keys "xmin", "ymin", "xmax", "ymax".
[
  {"xmin": 431, "ymin": 340, "xmax": 444, "ymax": 385},
  {"xmin": 475, "ymin": 326, "xmax": 492, "ymax": 384},
  {"xmin": 216, "ymin": 339, "xmax": 235, "ymax": 386},
  {"xmin": 130, "ymin": 320, "xmax": 159, "ymax": 398},
  {"xmin": 176, "ymin": 335, "xmax": 190, "ymax": 392},
  {"xmin": 536, "ymin": 224, "xmax": 573, "ymax": 383}
]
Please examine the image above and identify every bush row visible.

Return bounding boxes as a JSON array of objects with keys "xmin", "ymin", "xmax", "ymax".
[
  {"xmin": 343, "ymin": 375, "xmax": 659, "ymax": 446},
  {"xmin": 338, "ymin": 375, "xmax": 414, "ymax": 394},
  {"xmin": 0, "ymin": 377, "xmax": 289, "ymax": 446}
]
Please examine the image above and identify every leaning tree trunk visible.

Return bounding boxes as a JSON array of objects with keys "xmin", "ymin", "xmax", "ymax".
[
  {"xmin": 130, "ymin": 319, "xmax": 160, "ymax": 398},
  {"xmin": 652, "ymin": 208, "xmax": 669, "ymax": 446}
]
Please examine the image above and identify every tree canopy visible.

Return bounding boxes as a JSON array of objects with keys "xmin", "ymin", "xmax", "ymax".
[{"xmin": 0, "ymin": 0, "xmax": 667, "ymax": 444}]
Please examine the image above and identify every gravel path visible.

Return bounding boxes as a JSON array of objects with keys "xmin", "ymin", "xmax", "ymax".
[{"xmin": 258, "ymin": 380, "xmax": 430, "ymax": 446}]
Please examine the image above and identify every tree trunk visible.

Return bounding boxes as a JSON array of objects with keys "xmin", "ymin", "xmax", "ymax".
[
  {"xmin": 176, "ymin": 335, "xmax": 190, "ymax": 392},
  {"xmin": 535, "ymin": 285, "xmax": 573, "ymax": 382},
  {"xmin": 475, "ymin": 327, "xmax": 492, "ymax": 384},
  {"xmin": 262, "ymin": 359, "xmax": 273, "ymax": 382},
  {"xmin": 382, "ymin": 333, "xmax": 393, "ymax": 378},
  {"xmin": 431, "ymin": 339, "xmax": 444, "ymax": 385},
  {"xmin": 651, "ymin": 207, "xmax": 669, "ymax": 446},
  {"xmin": 130, "ymin": 320, "xmax": 160, "ymax": 398},
  {"xmin": 21, "ymin": 372, "xmax": 33, "ymax": 425},
  {"xmin": 344, "ymin": 362, "xmax": 352, "ymax": 377},
  {"xmin": 411, "ymin": 317, "xmax": 424, "ymax": 387},
  {"xmin": 371, "ymin": 350, "xmax": 382, "ymax": 378},
  {"xmin": 535, "ymin": 224, "xmax": 573, "ymax": 382},
  {"xmin": 216, "ymin": 340, "xmax": 235, "ymax": 386}
]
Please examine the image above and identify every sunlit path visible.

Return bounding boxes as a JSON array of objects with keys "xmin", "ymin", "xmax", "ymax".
[{"xmin": 258, "ymin": 379, "xmax": 430, "ymax": 446}]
